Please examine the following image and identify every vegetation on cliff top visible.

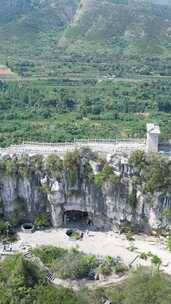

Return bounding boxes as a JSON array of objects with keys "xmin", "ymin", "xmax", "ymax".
[
  {"xmin": 129, "ymin": 151, "xmax": 171, "ymax": 194},
  {"xmin": 0, "ymin": 149, "xmax": 170, "ymax": 232},
  {"xmin": 95, "ymin": 163, "xmax": 120, "ymax": 187},
  {"xmin": 0, "ymin": 148, "xmax": 122, "ymax": 229},
  {"xmin": 0, "ymin": 148, "xmax": 170, "ymax": 194}
]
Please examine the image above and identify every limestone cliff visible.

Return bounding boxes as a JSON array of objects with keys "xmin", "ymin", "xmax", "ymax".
[{"xmin": 0, "ymin": 149, "xmax": 170, "ymax": 232}]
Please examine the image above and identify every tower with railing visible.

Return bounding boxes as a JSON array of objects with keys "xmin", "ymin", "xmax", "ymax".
[{"xmin": 146, "ymin": 123, "xmax": 160, "ymax": 153}]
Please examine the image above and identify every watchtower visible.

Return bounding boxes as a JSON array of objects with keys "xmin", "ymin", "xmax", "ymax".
[{"xmin": 146, "ymin": 123, "xmax": 160, "ymax": 153}]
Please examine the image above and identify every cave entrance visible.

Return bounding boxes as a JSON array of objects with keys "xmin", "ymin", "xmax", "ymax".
[{"xmin": 64, "ymin": 210, "xmax": 92, "ymax": 229}]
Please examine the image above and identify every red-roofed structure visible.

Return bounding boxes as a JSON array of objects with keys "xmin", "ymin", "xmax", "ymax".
[{"xmin": 0, "ymin": 66, "xmax": 13, "ymax": 76}]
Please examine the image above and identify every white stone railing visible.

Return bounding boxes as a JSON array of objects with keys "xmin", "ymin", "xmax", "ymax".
[
  {"xmin": 0, "ymin": 139, "xmax": 146, "ymax": 158},
  {"xmin": 23, "ymin": 138, "xmax": 145, "ymax": 145}
]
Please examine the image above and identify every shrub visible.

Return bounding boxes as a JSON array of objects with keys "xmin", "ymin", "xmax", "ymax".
[
  {"xmin": 30, "ymin": 155, "xmax": 44, "ymax": 172},
  {"xmin": 127, "ymin": 244, "xmax": 136, "ymax": 252},
  {"xmin": 95, "ymin": 164, "xmax": 120, "ymax": 187},
  {"xmin": 98, "ymin": 256, "xmax": 126, "ymax": 276},
  {"xmin": 162, "ymin": 209, "xmax": 171, "ymax": 218},
  {"xmin": 83, "ymin": 161, "xmax": 94, "ymax": 183},
  {"xmin": 129, "ymin": 150, "xmax": 145, "ymax": 171},
  {"xmin": 114, "ymin": 263, "xmax": 128, "ymax": 274},
  {"xmin": 162, "ymin": 209, "xmax": 171, "ymax": 224},
  {"xmin": 64, "ymin": 150, "xmax": 81, "ymax": 187},
  {"xmin": 139, "ymin": 252, "xmax": 148, "ymax": 260},
  {"xmin": 98, "ymin": 263, "xmax": 112, "ymax": 276},
  {"xmin": 40, "ymin": 184, "xmax": 51, "ymax": 194},
  {"xmin": 34, "ymin": 214, "xmax": 50, "ymax": 227},
  {"xmin": 167, "ymin": 235, "xmax": 171, "ymax": 251},
  {"xmin": 54, "ymin": 249, "xmax": 98, "ymax": 280},
  {"xmin": 33, "ymin": 246, "xmax": 99, "ymax": 280},
  {"xmin": 31, "ymin": 285, "xmax": 79, "ymax": 304},
  {"xmin": 4, "ymin": 159, "xmax": 18, "ymax": 175},
  {"xmin": 128, "ymin": 190, "xmax": 137, "ymax": 209},
  {"xmin": 150, "ymin": 255, "xmax": 161, "ymax": 269},
  {"xmin": 126, "ymin": 231, "xmax": 135, "ymax": 241},
  {"xmin": 46, "ymin": 154, "xmax": 63, "ymax": 179},
  {"xmin": 123, "ymin": 267, "xmax": 171, "ymax": 304},
  {"xmin": 32, "ymin": 246, "xmax": 67, "ymax": 266},
  {"xmin": 129, "ymin": 152, "xmax": 171, "ymax": 194},
  {"xmin": 17, "ymin": 155, "xmax": 30, "ymax": 177},
  {"xmin": 0, "ymin": 254, "xmax": 46, "ymax": 288},
  {"xmin": 66, "ymin": 230, "xmax": 81, "ymax": 240},
  {"xmin": 0, "ymin": 220, "xmax": 8, "ymax": 235},
  {"xmin": 120, "ymin": 222, "xmax": 135, "ymax": 234}
]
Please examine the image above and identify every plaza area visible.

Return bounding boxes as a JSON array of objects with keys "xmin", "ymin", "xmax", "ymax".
[{"xmin": 15, "ymin": 228, "xmax": 171, "ymax": 275}]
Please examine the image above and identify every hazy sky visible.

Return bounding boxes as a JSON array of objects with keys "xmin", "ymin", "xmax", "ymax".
[{"xmin": 151, "ymin": 0, "xmax": 171, "ymax": 4}]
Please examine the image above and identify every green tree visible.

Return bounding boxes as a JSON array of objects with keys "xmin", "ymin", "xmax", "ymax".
[{"xmin": 123, "ymin": 268, "xmax": 171, "ymax": 304}]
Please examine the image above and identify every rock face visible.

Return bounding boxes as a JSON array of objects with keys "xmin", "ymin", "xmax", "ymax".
[
  {"xmin": 0, "ymin": 150, "xmax": 170, "ymax": 232},
  {"xmin": 0, "ymin": 174, "xmax": 48, "ymax": 223}
]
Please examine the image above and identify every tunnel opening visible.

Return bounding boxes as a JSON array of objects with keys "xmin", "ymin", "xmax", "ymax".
[{"xmin": 64, "ymin": 210, "xmax": 93, "ymax": 229}]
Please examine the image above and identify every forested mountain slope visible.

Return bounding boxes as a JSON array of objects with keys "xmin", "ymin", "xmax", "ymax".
[
  {"xmin": 1, "ymin": 0, "xmax": 171, "ymax": 66},
  {"xmin": 0, "ymin": 0, "xmax": 78, "ymax": 31},
  {"xmin": 0, "ymin": 0, "xmax": 171, "ymax": 145},
  {"xmin": 61, "ymin": 0, "xmax": 171, "ymax": 56}
]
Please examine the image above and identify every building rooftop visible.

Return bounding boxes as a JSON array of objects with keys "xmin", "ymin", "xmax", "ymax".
[{"xmin": 147, "ymin": 123, "xmax": 160, "ymax": 134}]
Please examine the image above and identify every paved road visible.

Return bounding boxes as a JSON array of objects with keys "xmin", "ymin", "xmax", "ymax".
[{"xmin": 1, "ymin": 75, "xmax": 171, "ymax": 83}]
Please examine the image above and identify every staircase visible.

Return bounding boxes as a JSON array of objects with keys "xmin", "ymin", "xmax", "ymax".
[{"xmin": 22, "ymin": 249, "xmax": 55, "ymax": 282}]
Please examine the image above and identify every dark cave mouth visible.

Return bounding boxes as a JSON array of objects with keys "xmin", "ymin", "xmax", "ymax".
[{"xmin": 64, "ymin": 210, "xmax": 93, "ymax": 228}]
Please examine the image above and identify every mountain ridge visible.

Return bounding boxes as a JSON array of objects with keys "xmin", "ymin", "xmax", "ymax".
[
  {"xmin": 59, "ymin": 0, "xmax": 171, "ymax": 56},
  {"xmin": 1, "ymin": 0, "xmax": 171, "ymax": 77}
]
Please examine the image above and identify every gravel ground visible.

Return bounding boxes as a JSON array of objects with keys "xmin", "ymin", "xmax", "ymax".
[{"xmin": 15, "ymin": 229, "xmax": 171, "ymax": 274}]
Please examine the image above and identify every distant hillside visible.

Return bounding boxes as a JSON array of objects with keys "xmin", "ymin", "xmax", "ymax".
[
  {"xmin": 0, "ymin": 1, "xmax": 170, "ymax": 146},
  {"xmin": 0, "ymin": 0, "xmax": 78, "ymax": 32},
  {"xmin": 0, "ymin": 0, "xmax": 79, "ymax": 73},
  {"xmin": 59, "ymin": 0, "xmax": 171, "ymax": 56},
  {"xmin": 1, "ymin": 0, "xmax": 171, "ymax": 77}
]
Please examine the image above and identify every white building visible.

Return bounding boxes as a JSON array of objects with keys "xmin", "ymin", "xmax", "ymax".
[{"xmin": 146, "ymin": 123, "xmax": 160, "ymax": 153}]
